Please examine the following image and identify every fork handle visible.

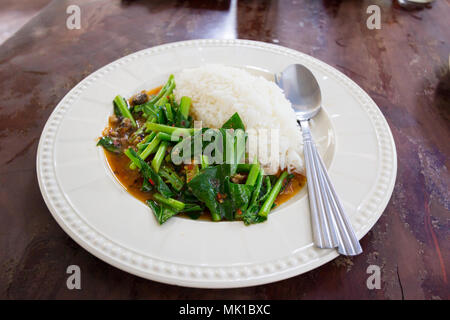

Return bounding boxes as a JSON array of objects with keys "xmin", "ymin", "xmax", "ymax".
[
  {"xmin": 300, "ymin": 119, "xmax": 362, "ymax": 256},
  {"xmin": 300, "ymin": 120, "xmax": 339, "ymax": 249},
  {"xmin": 313, "ymin": 147, "xmax": 363, "ymax": 256}
]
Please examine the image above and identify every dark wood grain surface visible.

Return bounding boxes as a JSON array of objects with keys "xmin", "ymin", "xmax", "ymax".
[{"xmin": 0, "ymin": 0, "xmax": 448, "ymax": 300}]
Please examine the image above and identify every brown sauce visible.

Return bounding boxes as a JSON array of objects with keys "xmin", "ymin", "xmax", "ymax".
[
  {"xmin": 275, "ymin": 173, "xmax": 306, "ymax": 206},
  {"xmin": 106, "ymin": 151, "xmax": 152, "ymax": 202}
]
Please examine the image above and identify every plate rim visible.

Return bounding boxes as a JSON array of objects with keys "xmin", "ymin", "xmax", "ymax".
[{"xmin": 36, "ymin": 39, "xmax": 397, "ymax": 288}]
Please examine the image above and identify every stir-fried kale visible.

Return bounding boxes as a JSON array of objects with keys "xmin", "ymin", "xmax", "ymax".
[{"xmin": 97, "ymin": 75, "xmax": 295, "ymax": 225}]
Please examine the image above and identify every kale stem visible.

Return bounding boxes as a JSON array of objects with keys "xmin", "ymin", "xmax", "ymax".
[
  {"xmin": 159, "ymin": 165, "xmax": 184, "ymax": 191},
  {"xmin": 153, "ymin": 193, "xmax": 185, "ymax": 212},
  {"xmin": 137, "ymin": 132, "xmax": 157, "ymax": 151},
  {"xmin": 210, "ymin": 211, "xmax": 221, "ymax": 222},
  {"xmin": 131, "ymin": 117, "xmax": 156, "ymax": 142},
  {"xmin": 148, "ymin": 75, "xmax": 174, "ymax": 105},
  {"xmin": 140, "ymin": 136, "xmax": 161, "ymax": 159},
  {"xmin": 147, "ymin": 122, "xmax": 195, "ymax": 136},
  {"xmin": 157, "ymin": 132, "xmax": 180, "ymax": 142},
  {"xmin": 258, "ymin": 171, "xmax": 289, "ymax": 218},
  {"xmin": 245, "ymin": 162, "xmax": 260, "ymax": 186},
  {"xmin": 201, "ymin": 155, "xmax": 209, "ymax": 169},
  {"xmin": 155, "ymin": 96, "xmax": 168, "ymax": 108},
  {"xmin": 179, "ymin": 96, "xmax": 191, "ymax": 119},
  {"xmin": 114, "ymin": 95, "xmax": 136, "ymax": 127},
  {"xmin": 151, "ymin": 141, "xmax": 169, "ymax": 173},
  {"xmin": 164, "ymin": 103, "xmax": 174, "ymax": 123},
  {"xmin": 129, "ymin": 135, "xmax": 161, "ymax": 170},
  {"xmin": 241, "ymin": 167, "xmax": 263, "ymax": 212},
  {"xmin": 182, "ymin": 204, "xmax": 203, "ymax": 213},
  {"xmin": 154, "ymin": 78, "xmax": 175, "ymax": 108},
  {"xmin": 259, "ymin": 176, "xmax": 272, "ymax": 202},
  {"xmin": 124, "ymin": 148, "xmax": 141, "ymax": 169}
]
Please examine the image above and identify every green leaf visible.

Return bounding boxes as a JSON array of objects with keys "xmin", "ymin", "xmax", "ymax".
[
  {"xmin": 187, "ymin": 167, "xmax": 223, "ymax": 221},
  {"xmin": 187, "ymin": 164, "xmax": 247, "ymax": 221},
  {"xmin": 147, "ymin": 200, "xmax": 178, "ymax": 224},
  {"xmin": 97, "ymin": 136, "xmax": 119, "ymax": 153},
  {"xmin": 221, "ymin": 112, "xmax": 245, "ymax": 131},
  {"xmin": 126, "ymin": 148, "xmax": 173, "ymax": 198},
  {"xmin": 141, "ymin": 178, "xmax": 153, "ymax": 192},
  {"xmin": 174, "ymin": 110, "xmax": 191, "ymax": 128},
  {"xmin": 227, "ymin": 180, "xmax": 253, "ymax": 210}
]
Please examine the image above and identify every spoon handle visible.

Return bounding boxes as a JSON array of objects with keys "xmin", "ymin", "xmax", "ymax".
[{"xmin": 299, "ymin": 120, "xmax": 339, "ymax": 249}]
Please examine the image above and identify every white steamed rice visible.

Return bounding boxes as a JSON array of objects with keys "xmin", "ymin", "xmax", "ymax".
[{"xmin": 173, "ymin": 64, "xmax": 304, "ymax": 175}]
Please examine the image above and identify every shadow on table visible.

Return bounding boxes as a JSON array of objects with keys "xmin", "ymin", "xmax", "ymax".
[{"xmin": 433, "ymin": 65, "xmax": 450, "ymax": 123}]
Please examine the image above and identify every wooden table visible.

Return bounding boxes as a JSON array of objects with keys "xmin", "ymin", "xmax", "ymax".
[{"xmin": 0, "ymin": 0, "xmax": 448, "ymax": 300}]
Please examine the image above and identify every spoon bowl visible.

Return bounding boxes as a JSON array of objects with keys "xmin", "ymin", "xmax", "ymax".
[{"xmin": 275, "ymin": 64, "xmax": 322, "ymax": 121}]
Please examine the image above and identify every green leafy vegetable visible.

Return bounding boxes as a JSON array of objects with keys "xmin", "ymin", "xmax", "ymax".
[
  {"xmin": 137, "ymin": 132, "xmax": 157, "ymax": 153},
  {"xmin": 153, "ymin": 193, "xmax": 185, "ymax": 211},
  {"xmin": 187, "ymin": 164, "xmax": 253, "ymax": 221},
  {"xmin": 245, "ymin": 162, "xmax": 260, "ymax": 186},
  {"xmin": 164, "ymin": 103, "xmax": 174, "ymax": 124},
  {"xmin": 227, "ymin": 180, "xmax": 253, "ymax": 217},
  {"xmin": 96, "ymin": 136, "xmax": 119, "ymax": 153},
  {"xmin": 221, "ymin": 114, "xmax": 246, "ymax": 165},
  {"xmin": 201, "ymin": 155, "xmax": 209, "ymax": 169},
  {"xmin": 159, "ymin": 165, "xmax": 184, "ymax": 192},
  {"xmin": 113, "ymin": 95, "xmax": 136, "ymax": 127},
  {"xmin": 99, "ymin": 75, "xmax": 302, "ymax": 226},
  {"xmin": 152, "ymin": 141, "xmax": 169, "ymax": 173},
  {"xmin": 124, "ymin": 148, "xmax": 173, "ymax": 198},
  {"xmin": 141, "ymin": 178, "xmax": 153, "ymax": 192},
  {"xmin": 258, "ymin": 176, "xmax": 272, "ymax": 202},
  {"xmin": 221, "ymin": 112, "xmax": 245, "ymax": 131},
  {"xmin": 130, "ymin": 134, "xmax": 161, "ymax": 170},
  {"xmin": 259, "ymin": 171, "xmax": 289, "ymax": 218},
  {"xmin": 147, "ymin": 122, "xmax": 195, "ymax": 136},
  {"xmin": 147, "ymin": 200, "xmax": 178, "ymax": 225}
]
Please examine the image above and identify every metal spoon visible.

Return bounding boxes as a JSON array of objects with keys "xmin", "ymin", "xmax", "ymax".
[
  {"xmin": 275, "ymin": 64, "xmax": 362, "ymax": 256},
  {"xmin": 397, "ymin": 0, "xmax": 434, "ymax": 10}
]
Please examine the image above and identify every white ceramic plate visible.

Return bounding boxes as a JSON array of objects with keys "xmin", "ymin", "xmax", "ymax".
[{"xmin": 37, "ymin": 39, "xmax": 396, "ymax": 288}]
